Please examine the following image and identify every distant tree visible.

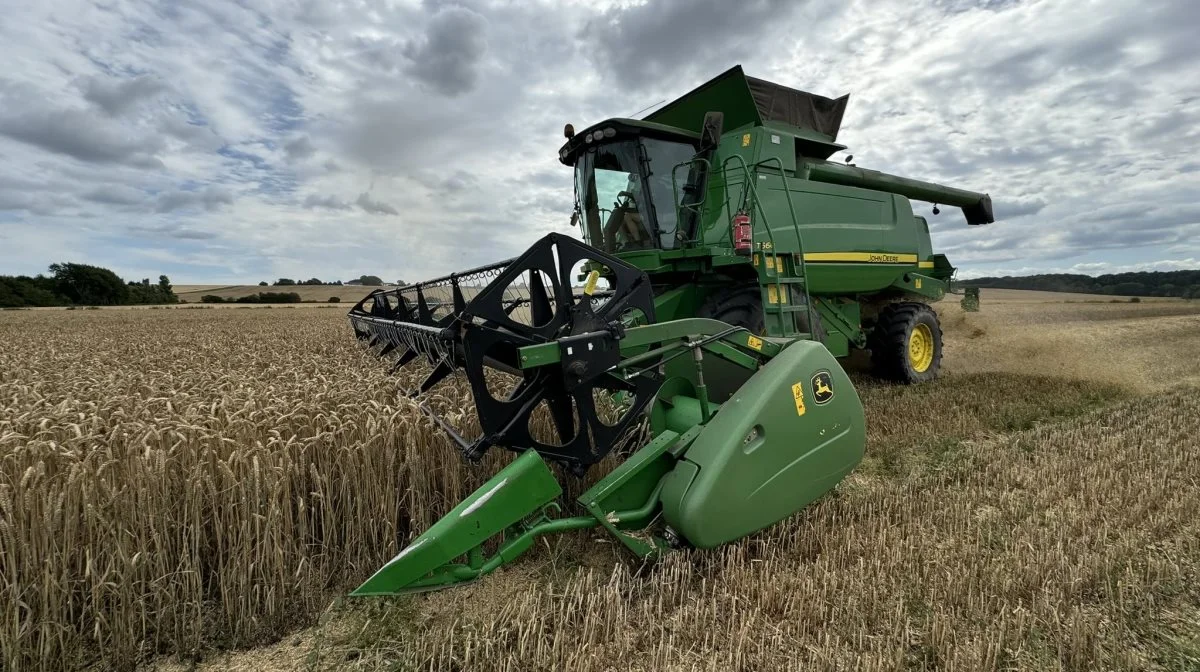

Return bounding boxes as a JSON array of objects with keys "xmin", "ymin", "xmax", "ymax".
[
  {"xmin": 157, "ymin": 275, "xmax": 178, "ymax": 304},
  {"xmin": 259, "ymin": 281, "xmax": 269, "ymax": 287},
  {"xmin": 395, "ymin": 279, "xmax": 408, "ymax": 287},
  {"xmin": 49, "ymin": 262, "xmax": 129, "ymax": 305},
  {"xmin": 200, "ymin": 295, "xmax": 226, "ymax": 303},
  {"xmin": 275, "ymin": 278, "xmax": 296, "ymax": 286},
  {"xmin": 302, "ymin": 278, "xmax": 323, "ymax": 285},
  {"xmin": 1111, "ymin": 282, "xmax": 1146, "ymax": 296},
  {"xmin": 233, "ymin": 291, "xmax": 302, "ymax": 304},
  {"xmin": 966, "ymin": 270, "xmax": 1200, "ymax": 298},
  {"xmin": 1, "ymin": 266, "xmax": 174, "ymax": 307},
  {"xmin": 328, "ymin": 296, "xmax": 341, "ymax": 303},
  {"xmin": 0, "ymin": 275, "xmax": 63, "ymax": 307},
  {"xmin": 359, "ymin": 275, "xmax": 384, "ymax": 286}
]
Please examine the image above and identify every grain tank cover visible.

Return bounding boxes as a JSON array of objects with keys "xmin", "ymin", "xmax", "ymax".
[{"xmin": 645, "ymin": 65, "xmax": 849, "ymax": 142}]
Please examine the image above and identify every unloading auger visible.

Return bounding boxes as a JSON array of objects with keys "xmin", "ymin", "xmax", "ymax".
[{"xmin": 348, "ymin": 64, "xmax": 993, "ymax": 594}]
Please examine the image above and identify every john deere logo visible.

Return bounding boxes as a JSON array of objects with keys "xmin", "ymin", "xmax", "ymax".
[{"xmin": 811, "ymin": 371, "xmax": 834, "ymax": 404}]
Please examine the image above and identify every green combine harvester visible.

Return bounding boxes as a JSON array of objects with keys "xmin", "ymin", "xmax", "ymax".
[{"xmin": 348, "ymin": 66, "xmax": 994, "ymax": 594}]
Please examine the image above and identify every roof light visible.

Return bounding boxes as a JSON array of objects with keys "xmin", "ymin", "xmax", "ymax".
[
  {"xmin": 591, "ymin": 130, "xmax": 604, "ymax": 142},
  {"xmin": 602, "ymin": 127, "xmax": 616, "ymax": 138}
]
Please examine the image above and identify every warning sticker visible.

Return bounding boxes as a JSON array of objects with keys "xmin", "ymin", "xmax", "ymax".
[
  {"xmin": 791, "ymin": 382, "xmax": 807, "ymax": 416},
  {"xmin": 741, "ymin": 133, "xmax": 752, "ymax": 147},
  {"xmin": 768, "ymin": 285, "xmax": 788, "ymax": 304},
  {"xmin": 747, "ymin": 335, "xmax": 763, "ymax": 351}
]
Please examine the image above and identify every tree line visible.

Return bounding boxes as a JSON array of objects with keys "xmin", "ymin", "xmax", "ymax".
[
  {"xmin": 1, "ymin": 263, "xmax": 178, "ymax": 308},
  {"xmin": 964, "ymin": 270, "xmax": 1200, "ymax": 298},
  {"xmin": 271, "ymin": 275, "xmax": 389, "ymax": 286}
]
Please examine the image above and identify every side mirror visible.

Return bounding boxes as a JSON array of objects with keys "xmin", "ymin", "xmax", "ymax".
[{"xmin": 700, "ymin": 111, "xmax": 724, "ymax": 151}]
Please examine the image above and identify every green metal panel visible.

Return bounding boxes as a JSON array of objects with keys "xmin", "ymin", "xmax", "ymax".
[
  {"xmin": 351, "ymin": 450, "xmax": 563, "ymax": 595},
  {"xmin": 644, "ymin": 66, "xmax": 763, "ymax": 135},
  {"xmin": 660, "ymin": 340, "xmax": 865, "ymax": 548}
]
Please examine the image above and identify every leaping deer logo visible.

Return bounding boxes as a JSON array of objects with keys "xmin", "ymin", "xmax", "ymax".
[{"xmin": 812, "ymin": 372, "xmax": 834, "ymax": 404}]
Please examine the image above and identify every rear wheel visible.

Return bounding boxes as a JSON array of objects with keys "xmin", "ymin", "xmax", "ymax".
[{"xmin": 869, "ymin": 302, "xmax": 942, "ymax": 383}]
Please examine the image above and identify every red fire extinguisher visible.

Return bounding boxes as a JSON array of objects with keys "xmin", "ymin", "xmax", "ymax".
[{"xmin": 732, "ymin": 211, "xmax": 752, "ymax": 255}]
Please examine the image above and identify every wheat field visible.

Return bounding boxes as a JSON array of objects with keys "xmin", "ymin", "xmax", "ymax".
[{"xmin": 2, "ymin": 297, "xmax": 1199, "ymax": 671}]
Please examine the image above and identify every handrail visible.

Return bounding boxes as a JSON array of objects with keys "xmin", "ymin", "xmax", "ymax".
[
  {"xmin": 665, "ymin": 152, "xmax": 817, "ymax": 341},
  {"xmin": 670, "ymin": 157, "xmax": 711, "ymax": 247},
  {"xmin": 721, "ymin": 154, "xmax": 787, "ymax": 335},
  {"xmin": 752, "ymin": 157, "xmax": 816, "ymax": 339}
]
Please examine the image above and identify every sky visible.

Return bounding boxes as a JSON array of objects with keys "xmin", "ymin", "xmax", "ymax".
[{"xmin": 0, "ymin": 0, "xmax": 1197, "ymax": 284}]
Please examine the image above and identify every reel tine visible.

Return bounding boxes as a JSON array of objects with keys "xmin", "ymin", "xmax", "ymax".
[
  {"xmin": 410, "ymin": 360, "xmax": 454, "ymax": 398},
  {"xmin": 389, "ymin": 348, "xmax": 419, "ymax": 375}
]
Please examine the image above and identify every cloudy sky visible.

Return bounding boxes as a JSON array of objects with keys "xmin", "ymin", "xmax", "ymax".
[{"xmin": 1, "ymin": 0, "xmax": 1197, "ymax": 283}]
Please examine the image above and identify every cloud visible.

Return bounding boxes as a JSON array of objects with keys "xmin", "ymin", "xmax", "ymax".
[
  {"xmin": 0, "ymin": 0, "xmax": 1197, "ymax": 285},
  {"xmin": 0, "ymin": 103, "xmax": 164, "ymax": 168},
  {"xmin": 81, "ymin": 75, "xmax": 168, "ymax": 116},
  {"xmin": 83, "ymin": 185, "xmax": 147, "ymax": 206},
  {"xmin": 128, "ymin": 224, "xmax": 219, "ymax": 240},
  {"xmin": 583, "ymin": 0, "xmax": 813, "ymax": 89},
  {"xmin": 284, "ymin": 135, "xmax": 316, "ymax": 161},
  {"xmin": 993, "ymin": 197, "xmax": 1046, "ymax": 220},
  {"xmin": 303, "ymin": 193, "xmax": 352, "ymax": 210},
  {"xmin": 356, "ymin": 191, "xmax": 399, "ymax": 216},
  {"xmin": 155, "ymin": 186, "xmax": 234, "ymax": 213},
  {"xmin": 402, "ymin": 5, "xmax": 488, "ymax": 97}
]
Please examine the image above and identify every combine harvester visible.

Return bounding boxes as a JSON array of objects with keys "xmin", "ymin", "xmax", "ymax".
[{"xmin": 348, "ymin": 66, "xmax": 994, "ymax": 594}]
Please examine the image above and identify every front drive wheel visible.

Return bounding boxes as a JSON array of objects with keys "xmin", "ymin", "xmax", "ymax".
[{"xmin": 869, "ymin": 302, "xmax": 942, "ymax": 383}]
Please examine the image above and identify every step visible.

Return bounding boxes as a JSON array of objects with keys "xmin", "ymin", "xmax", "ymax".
[{"xmin": 765, "ymin": 305, "xmax": 817, "ymax": 314}]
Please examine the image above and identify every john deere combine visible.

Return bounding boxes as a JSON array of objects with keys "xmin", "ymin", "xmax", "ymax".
[{"xmin": 348, "ymin": 66, "xmax": 994, "ymax": 595}]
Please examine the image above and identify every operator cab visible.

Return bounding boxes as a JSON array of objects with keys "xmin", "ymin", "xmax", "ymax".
[{"xmin": 560, "ymin": 120, "xmax": 698, "ymax": 254}]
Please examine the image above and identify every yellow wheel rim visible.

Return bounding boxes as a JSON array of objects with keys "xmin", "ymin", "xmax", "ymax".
[{"xmin": 908, "ymin": 323, "xmax": 935, "ymax": 373}]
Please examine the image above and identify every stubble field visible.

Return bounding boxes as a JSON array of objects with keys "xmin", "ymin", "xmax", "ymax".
[{"xmin": 2, "ymin": 291, "xmax": 1200, "ymax": 671}]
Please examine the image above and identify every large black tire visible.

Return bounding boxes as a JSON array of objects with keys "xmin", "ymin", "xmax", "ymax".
[
  {"xmin": 698, "ymin": 285, "xmax": 764, "ymax": 334},
  {"xmin": 698, "ymin": 284, "xmax": 826, "ymax": 341},
  {"xmin": 869, "ymin": 302, "xmax": 942, "ymax": 383}
]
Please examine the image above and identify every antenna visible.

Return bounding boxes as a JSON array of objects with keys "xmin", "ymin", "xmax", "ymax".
[{"xmin": 630, "ymin": 99, "xmax": 667, "ymax": 118}]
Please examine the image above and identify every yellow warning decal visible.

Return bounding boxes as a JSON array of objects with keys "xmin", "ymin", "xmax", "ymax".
[
  {"xmin": 768, "ymin": 285, "xmax": 787, "ymax": 304},
  {"xmin": 741, "ymin": 133, "xmax": 751, "ymax": 147},
  {"xmin": 791, "ymin": 382, "xmax": 807, "ymax": 416},
  {"xmin": 747, "ymin": 335, "xmax": 763, "ymax": 351},
  {"xmin": 915, "ymin": 278, "xmax": 923, "ymax": 289},
  {"xmin": 918, "ymin": 261, "xmax": 935, "ymax": 269},
  {"xmin": 752, "ymin": 253, "xmax": 760, "ymax": 267}
]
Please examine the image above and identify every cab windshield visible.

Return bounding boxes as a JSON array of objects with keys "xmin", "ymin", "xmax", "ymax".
[{"xmin": 573, "ymin": 138, "xmax": 696, "ymax": 253}]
